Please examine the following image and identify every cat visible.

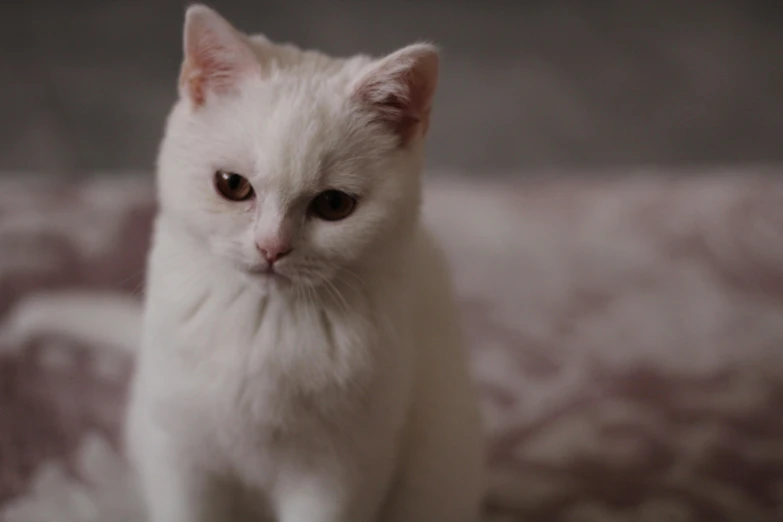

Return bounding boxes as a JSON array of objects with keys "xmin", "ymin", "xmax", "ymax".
[{"xmin": 122, "ymin": 4, "xmax": 484, "ymax": 522}]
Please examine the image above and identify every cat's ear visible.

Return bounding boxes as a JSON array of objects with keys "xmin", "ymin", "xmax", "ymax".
[
  {"xmin": 179, "ymin": 4, "xmax": 260, "ymax": 107},
  {"xmin": 351, "ymin": 43, "xmax": 440, "ymax": 146}
]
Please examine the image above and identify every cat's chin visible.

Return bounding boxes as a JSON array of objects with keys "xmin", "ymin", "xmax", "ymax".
[{"xmin": 238, "ymin": 273, "xmax": 289, "ymax": 295}]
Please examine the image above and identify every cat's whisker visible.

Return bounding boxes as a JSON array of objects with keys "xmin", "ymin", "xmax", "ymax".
[
  {"xmin": 322, "ymin": 278, "xmax": 350, "ymax": 317},
  {"xmin": 300, "ymin": 281, "xmax": 320, "ymax": 322},
  {"xmin": 337, "ymin": 268, "xmax": 396, "ymax": 337},
  {"xmin": 158, "ymin": 262, "xmax": 219, "ymax": 313},
  {"xmin": 335, "ymin": 267, "xmax": 368, "ymax": 295},
  {"xmin": 112, "ymin": 268, "xmax": 147, "ymax": 293}
]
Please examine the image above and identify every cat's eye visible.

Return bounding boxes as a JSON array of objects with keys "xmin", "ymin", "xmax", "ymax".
[
  {"xmin": 310, "ymin": 190, "xmax": 357, "ymax": 221},
  {"xmin": 215, "ymin": 171, "xmax": 254, "ymax": 201}
]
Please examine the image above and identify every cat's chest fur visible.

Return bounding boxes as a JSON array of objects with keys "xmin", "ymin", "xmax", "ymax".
[
  {"xmin": 135, "ymin": 237, "xmax": 409, "ymax": 468},
  {"xmin": 146, "ymin": 284, "xmax": 381, "ymax": 410}
]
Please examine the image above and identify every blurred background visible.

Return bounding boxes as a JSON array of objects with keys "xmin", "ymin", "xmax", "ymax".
[{"xmin": 2, "ymin": 0, "xmax": 783, "ymax": 176}]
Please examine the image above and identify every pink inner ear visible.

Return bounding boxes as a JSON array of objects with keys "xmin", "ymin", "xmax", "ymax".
[
  {"xmin": 181, "ymin": 51, "xmax": 243, "ymax": 106},
  {"xmin": 180, "ymin": 6, "xmax": 258, "ymax": 107},
  {"xmin": 353, "ymin": 47, "xmax": 439, "ymax": 145}
]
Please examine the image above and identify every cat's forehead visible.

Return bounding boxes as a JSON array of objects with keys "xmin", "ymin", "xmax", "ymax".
[
  {"xmin": 203, "ymin": 70, "xmax": 374, "ymax": 196},
  {"xmin": 183, "ymin": 49, "xmax": 383, "ymax": 195},
  {"xmin": 251, "ymin": 82, "xmax": 355, "ymax": 164}
]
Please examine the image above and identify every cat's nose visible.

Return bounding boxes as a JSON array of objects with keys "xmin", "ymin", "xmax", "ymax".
[{"xmin": 256, "ymin": 241, "xmax": 292, "ymax": 264}]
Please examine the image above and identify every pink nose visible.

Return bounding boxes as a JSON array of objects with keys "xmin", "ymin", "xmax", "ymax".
[{"xmin": 256, "ymin": 241, "xmax": 292, "ymax": 264}]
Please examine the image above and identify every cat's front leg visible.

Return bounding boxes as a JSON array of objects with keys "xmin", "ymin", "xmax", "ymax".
[
  {"xmin": 128, "ymin": 408, "xmax": 242, "ymax": 522},
  {"xmin": 275, "ymin": 477, "xmax": 356, "ymax": 522},
  {"xmin": 136, "ymin": 451, "xmax": 239, "ymax": 522},
  {"xmin": 274, "ymin": 465, "xmax": 382, "ymax": 522}
]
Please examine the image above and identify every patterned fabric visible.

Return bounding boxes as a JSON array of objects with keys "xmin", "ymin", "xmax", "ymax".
[{"xmin": 1, "ymin": 174, "xmax": 783, "ymax": 521}]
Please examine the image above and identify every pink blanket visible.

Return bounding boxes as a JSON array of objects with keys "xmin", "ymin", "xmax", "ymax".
[{"xmin": 1, "ymin": 174, "xmax": 782, "ymax": 521}]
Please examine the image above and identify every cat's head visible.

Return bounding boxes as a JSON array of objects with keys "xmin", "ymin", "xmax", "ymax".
[{"xmin": 156, "ymin": 5, "xmax": 439, "ymax": 293}]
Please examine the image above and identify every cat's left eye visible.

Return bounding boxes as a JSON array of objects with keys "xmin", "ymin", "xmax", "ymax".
[
  {"xmin": 310, "ymin": 190, "xmax": 357, "ymax": 221},
  {"xmin": 215, "ymin": 171, "xmax": 254, "ymax": 201}
]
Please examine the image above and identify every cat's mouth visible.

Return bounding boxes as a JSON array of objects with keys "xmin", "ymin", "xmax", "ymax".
[{"xmin": 246, "ymin": 263, "xmax": 291, "ymax": 283}]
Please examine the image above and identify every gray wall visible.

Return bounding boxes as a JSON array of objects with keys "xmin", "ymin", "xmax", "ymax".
[{"xmin": 2, "ymin": 0, "xmax": 782, "ymax": 175}]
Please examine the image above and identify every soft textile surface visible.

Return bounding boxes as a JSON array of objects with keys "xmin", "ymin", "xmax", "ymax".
[{"xmin": 1, "ymin": 174, "xmax": 783, "ymax": 521}]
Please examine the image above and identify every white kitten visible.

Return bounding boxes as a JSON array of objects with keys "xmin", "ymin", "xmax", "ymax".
[{"xmin": 126, "ymin": 4, "xmax": 484, "ymax": 522}]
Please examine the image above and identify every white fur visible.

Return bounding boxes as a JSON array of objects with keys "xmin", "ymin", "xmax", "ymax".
[{"xmin": 126, "ymin": 5, "xmax": 484, "ymax": 522}]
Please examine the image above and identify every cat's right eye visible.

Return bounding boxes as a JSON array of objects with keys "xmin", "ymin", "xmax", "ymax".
[{"xmin": 215, "ymin": 171, "xmax": 254, "ymax": 201}]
